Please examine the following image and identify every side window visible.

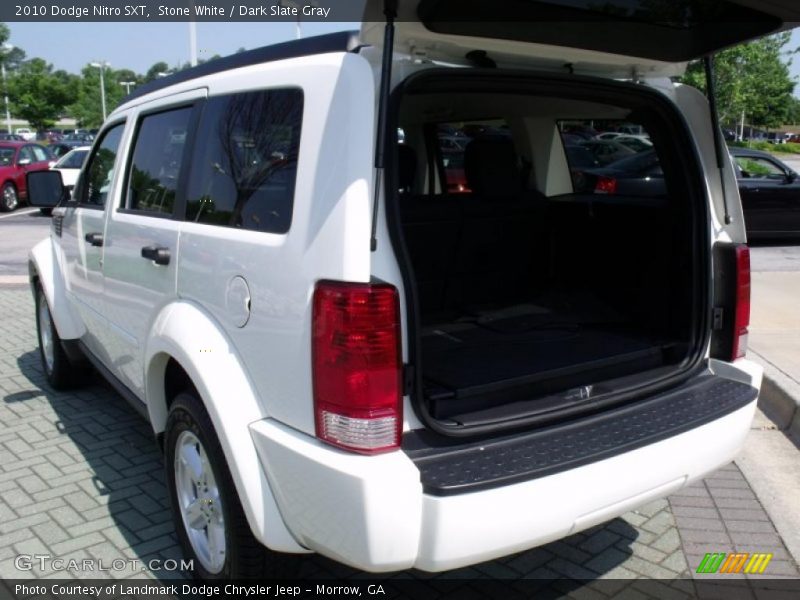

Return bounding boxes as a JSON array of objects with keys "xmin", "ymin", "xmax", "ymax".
[
  {"xmin": 734, "ymin": 156, "xmax": 785, "ymax": 179},
  {"xmin": 18, "ymin": 146, "xmax": 34, "ymax": 164},
  {"xmin": 185, "ymin": 88, "xmax": 303, "ymax": 233},
  {"xmin": 31, "ymin": 145, "xmax": 48, "ymax": 162},
  {"xmin": 79, "ymin": 123, "xmax": 125, "ymax": 207},
  {"xmin": 125, "ymin": 107, "xmax": 192, "ymax": 215}
]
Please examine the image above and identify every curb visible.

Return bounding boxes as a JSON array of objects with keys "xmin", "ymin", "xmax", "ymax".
[{"xmin": 751, "ymin": 351, "xmax": 800, "ymax": 442}]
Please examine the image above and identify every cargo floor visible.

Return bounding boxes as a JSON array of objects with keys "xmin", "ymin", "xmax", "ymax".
[{"xmin": 420, "ymin": 302, "xmax": 674, "ymax": 419}]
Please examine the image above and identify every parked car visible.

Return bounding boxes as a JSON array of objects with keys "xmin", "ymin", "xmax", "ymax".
[
  {"xmin": 577, "ymin": 149, "xmax": 665, "ymax": 196},
  {"xmin": 594, "ymin": 131, "xmax": 624, "ymax": 141},
  {"xmin": 0, "ymin": 142, "xmax": 53, "ymax": 211},
  {"xmin": 580, "ymin": 139, "xmax": 637, "ymax": 165},
  {"xmin": 27, "ymin": 0, "xmax": 775, "ymax": 579},
  {"xmin": 730, "ymin": 147, "xmax": 800, "ymax": 238},
  {"xmin": 14, "ymin": 128, "xmax": 36, "ymax": 141},
  {"xmin": 613, "ymin": 134, "xmax": 653, "ymax": 152},
  {"xmin": 50, "ymin": 146, "xmax": 90, "ymax": 189},
  {"xmin": 0, "ymin": 133, "xmax": 24, "ymax": 141}
]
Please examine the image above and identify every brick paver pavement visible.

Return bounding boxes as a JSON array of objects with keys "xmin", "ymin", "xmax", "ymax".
[{"xmin": 0, "ymin": 287, "xmax": 797, "ymax": 591}]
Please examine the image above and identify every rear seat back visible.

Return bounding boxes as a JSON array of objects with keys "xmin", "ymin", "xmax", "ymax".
[
  {"xmin": 397, "ymin": 145, "xmax": 463, "ymax": 319},
  {"xmin": 450, "ymin": 137, "xmax": 543, "ymax": 308},
  {"xmin": 397, "ymin": 139, "xmax": 544, "ymax": 320}
]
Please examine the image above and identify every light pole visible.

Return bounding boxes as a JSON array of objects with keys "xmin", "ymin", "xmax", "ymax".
[
  {"xmin": 1, "ymin": 43, "xmax": 13, "ymax": 134},
  {"xmin": 90, "ymin": 60, "xmax": 110, "ymax": 122},
  {"xmin": 280, "ymin": 0, "xmax": 319, "ymax": 39},
  {"xmin": 119, "ymin": 81, "xmax": 135, "ymax": 95}
]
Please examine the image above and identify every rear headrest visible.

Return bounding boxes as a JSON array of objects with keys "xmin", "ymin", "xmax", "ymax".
[
  {"xmin": 397, "ymin": 144, "xmax": 417, "ymax": 194},
  {"xmin": 464, "ymin": 137, "xmax": 522, "ymax": 197}
]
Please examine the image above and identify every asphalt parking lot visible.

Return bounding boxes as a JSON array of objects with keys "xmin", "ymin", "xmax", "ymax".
[{"xmin": 0, "ymin": 213, "xmax": 798, "ymax": 592}]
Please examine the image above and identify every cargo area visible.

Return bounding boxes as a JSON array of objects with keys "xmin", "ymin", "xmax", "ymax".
[{"xmin": 391, "ymin": 74, "xmax": 705, "ymax": 428}]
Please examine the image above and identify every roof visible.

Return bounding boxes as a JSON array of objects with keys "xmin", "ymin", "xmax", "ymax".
[{"xmin": 122, "ymin": 30, "xmax": 361, "ymax": 105}]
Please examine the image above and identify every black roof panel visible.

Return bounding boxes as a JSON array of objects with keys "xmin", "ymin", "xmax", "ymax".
[{"xmin": 122, "ymin": 30, "xmax": 360, "ymax": 105}]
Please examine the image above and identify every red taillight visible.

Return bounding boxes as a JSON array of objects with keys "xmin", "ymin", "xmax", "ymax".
[
  {"xmin": 594, "ymin": 176, "xmax": 617, "ymax": 195},
  {"xmin": 312, "ymin": 281, "xmax": 402, "ymax": 454},
  {"xmin": 732, "ymin": 245, "xmax": 750, "ymax": 360}
]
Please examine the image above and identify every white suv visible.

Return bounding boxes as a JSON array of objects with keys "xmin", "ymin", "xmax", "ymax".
[{"xmin": 27, "ymin": 0, "xmax": 786, "ymax": 580}]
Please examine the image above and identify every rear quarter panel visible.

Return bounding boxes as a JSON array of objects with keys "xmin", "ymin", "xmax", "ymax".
[{"xmin": 176, "ymin": 52, "xmax": 376, "ymax": 436}]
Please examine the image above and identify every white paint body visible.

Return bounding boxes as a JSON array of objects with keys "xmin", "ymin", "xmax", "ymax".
[{"xmin": 28, "ymin": 19, "xmax": 761, "ymax": 572}]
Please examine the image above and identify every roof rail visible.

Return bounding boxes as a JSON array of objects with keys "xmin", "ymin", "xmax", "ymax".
[{"xmin": 122, "ymin": 30, "xmax": 362, "ymax": 105}]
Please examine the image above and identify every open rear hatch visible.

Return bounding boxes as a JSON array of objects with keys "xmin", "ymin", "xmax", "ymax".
[
  {"xmin": 363, "ymin": 0, "xmax": 797, "ymax": 77},
  {"xmin": 366, "ymin": 0, "xmax": 783, "ymax": 436}
]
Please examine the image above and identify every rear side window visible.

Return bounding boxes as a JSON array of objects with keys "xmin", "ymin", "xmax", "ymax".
[
  {"xmin": 124, "ymin": 107, "xmax": 192, "ymax": 216},
  {"xmin": 79, "ymin": 123, "xmax": 125, "ymax": 207},
  {"xmin": 733, "ymin": 155, "xmax": 786, "ymax": 179},
  {"xmin": 185, "ymin": 88, "xmax": 303, "ymax": 233}
]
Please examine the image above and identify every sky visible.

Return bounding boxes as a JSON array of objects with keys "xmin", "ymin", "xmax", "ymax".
[
  {"xmin": 7, "ymin": 21, "xmax": 359, "ymax": 75},
  {"xmin": 6, "ymin": 22, "xmax": 800, "ymax": 94}
]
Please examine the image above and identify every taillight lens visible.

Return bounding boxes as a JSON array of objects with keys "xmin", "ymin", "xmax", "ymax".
[
  {"xmin": 594, "ymin": 175, "xmax": 617, "ymax": 194},
  {"xmin": 312, "ymin": 281, "xmax": 402, "ymax": 454},
  {"xmin": 732, "ymin": 245, "xmax": 750, "ymax": 360}
]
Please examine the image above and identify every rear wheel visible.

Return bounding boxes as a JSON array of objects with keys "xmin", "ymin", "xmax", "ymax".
[
  {"xmin": 0, "ymin": 182, "xmax": 17, "ymax": 212},
  {"xmin": 165, "ymin": 392, "xmax": 299, "ymax": 579}
]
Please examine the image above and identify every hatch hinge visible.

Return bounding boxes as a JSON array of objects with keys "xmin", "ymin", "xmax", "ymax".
[
  {"xmin": 409, "ymin": 44, "xmax": 430, "ymax": 64},
  {"xmin": 712, "ymin": 307, "xmax": 724, "ymax": 331}
]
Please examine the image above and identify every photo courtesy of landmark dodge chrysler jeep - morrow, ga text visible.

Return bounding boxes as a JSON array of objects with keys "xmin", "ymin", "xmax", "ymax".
[{"xmin": 26, "ymin": 0, "xmax": 794, "ymax": 581}]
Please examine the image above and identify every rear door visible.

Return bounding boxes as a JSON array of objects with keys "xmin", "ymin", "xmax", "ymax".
[
  {"xmin": 733, "ymin": 153, "xmax": 800, "ymax": 235},
  {"xmin": 100, "ymin": 90, "xmax": 204, "ymax": 398}
]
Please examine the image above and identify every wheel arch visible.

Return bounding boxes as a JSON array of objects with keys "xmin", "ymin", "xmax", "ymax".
[
  {"xmin": 29, "ymin": 237, "xmax": 85, "ymax": 340},
  {"xmin": 144, "ymin": 301, "xmax": 307, "ymax": 554}
]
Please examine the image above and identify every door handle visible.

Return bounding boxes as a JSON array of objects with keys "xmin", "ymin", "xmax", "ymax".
[
  {"xmin": 140, "ymin": 245, "xmax": 170, "ymax": 266},
  {"xmin": 84, "ymin": 232, "xmax": 104, "ymax": 247}
]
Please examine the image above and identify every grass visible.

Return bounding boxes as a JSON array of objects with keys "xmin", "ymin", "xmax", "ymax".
[{"xmin": 728, "ymin": 140, "xmax": 800, "ymax": 155}]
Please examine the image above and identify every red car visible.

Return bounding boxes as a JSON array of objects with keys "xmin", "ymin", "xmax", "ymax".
[{"xmin": 0, "ymin": 142, "xmax": 53, "ymax": 211}]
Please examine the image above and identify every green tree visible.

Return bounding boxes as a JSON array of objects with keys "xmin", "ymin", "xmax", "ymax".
[
  {"xmin": 7, "ymin": 58, "xmax": 72, "ymax": 130},
  {"xmin": 145, "ymin": 61, "xmax": 171, "ymax": 82},
  {"xmin": 680, "ymin": 32, "xmax": 797, "ymax": 131},
  {"xmin": 70, "ymin": 64, "xmax": 130, "ymax": 128},
  {"xmin": 0, "ymin": 22, "xmax": 26, "ymax": 72}
]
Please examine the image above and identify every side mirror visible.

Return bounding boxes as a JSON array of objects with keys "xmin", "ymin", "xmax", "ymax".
[
  {"xmin": 786, "ymin": 171, "xmax": 797, "ymax": 183},
  {"xmin": 17, "ymin": 158, "xmax": 31, "ymax": 166},
  {"xmin": 26, "ymin": 171, "xmax": 67, "ymax": 208}
]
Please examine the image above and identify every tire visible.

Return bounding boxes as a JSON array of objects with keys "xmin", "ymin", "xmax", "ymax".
[
  {"xmin": 0, "ymin": 182, "xmax": 17, "ymax": 212},
  {"xmin": 35, "ymin": 286, "xmax": 84, "ymax": 389},
  {"xmin": 165, "ymin": 392, "xmax": 299, "ymax": 579},
  {"xmin": 40, "ymin": 208, "xmax": 53, "ymax": 216}
]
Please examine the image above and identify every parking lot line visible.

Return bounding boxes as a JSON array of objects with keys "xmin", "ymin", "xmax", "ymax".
[{"xmin": 0, "ymin": 208, "xmax": 38, "ymax": 220}]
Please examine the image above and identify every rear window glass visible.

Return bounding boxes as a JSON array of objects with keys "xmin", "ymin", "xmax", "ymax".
[
  {"xmin": 185, "ymin": 88, "xmax": 303, "ymax": 234},
  {"xmin": 558, "ymin": 120, "xmax": 664, "ymax": 197}
]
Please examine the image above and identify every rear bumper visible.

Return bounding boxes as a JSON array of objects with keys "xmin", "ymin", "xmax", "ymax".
[{"xmin": 250, "ymin": 371, "xmax": 758, "ymax": 572}]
